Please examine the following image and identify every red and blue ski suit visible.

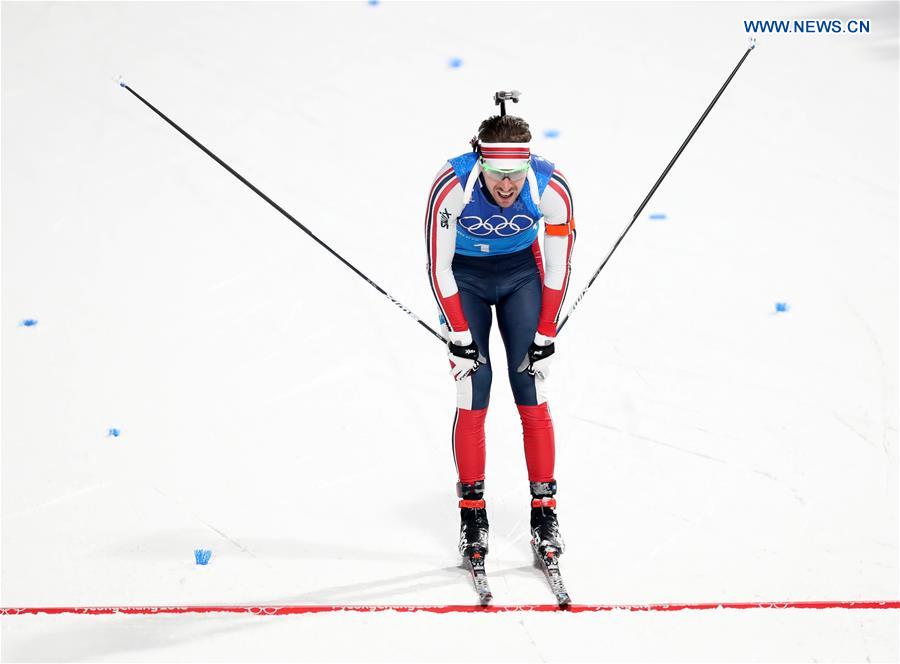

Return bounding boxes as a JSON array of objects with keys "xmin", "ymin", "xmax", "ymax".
[{"xmin": 425, "ymin": 151, "xmax": 575, "ymax": 486}]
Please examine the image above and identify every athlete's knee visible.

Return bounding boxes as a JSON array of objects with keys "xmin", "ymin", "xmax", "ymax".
[
  {"xmin": 458, "ymin": 362, "xmax": 492, "ymax": 410},
  {"xmin": 507, "ymin": 367, "xmax": 539, "ymax": 406}
]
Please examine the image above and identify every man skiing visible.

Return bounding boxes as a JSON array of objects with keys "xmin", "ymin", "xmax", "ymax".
[{"xmin": 424, "ymin": 94, "xmax": 575, "ymax": 579}]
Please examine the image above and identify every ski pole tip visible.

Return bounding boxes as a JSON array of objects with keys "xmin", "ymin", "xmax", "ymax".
[{"xmin": 749, "ymin": 37, "xmax": 757, "ymax": 50}]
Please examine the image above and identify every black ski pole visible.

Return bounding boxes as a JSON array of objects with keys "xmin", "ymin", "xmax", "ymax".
[
  {"xmin": 556, "ymin": 41, "xmax": 756, "ymax": 334},
  {"xmin": 119, "ymin": 81, "xmax": 447, "ymax": 344}
]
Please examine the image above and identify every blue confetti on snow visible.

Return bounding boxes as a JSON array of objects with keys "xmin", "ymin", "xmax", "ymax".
[
  {"xmin": 775, "ymin": 302, "xmax": 790, "ymax": 313},
  {"xmin": 194, "ymin": 549, "xmax": 212, "ymax": 565},
  {"xmin": 649, "ymin": 213, "xmax": 667, "ymax": 220},
  {"xmin": 107, "ymin": 428, "xmax": 121, "ymax": 438},
  {"xmin": 543, "ymin": 129, "xmax": 561, "ymax": 139},
  {"xmin": 448, "ymin": 57, "xmax": 463, "ymax": 68},
  {"xmin": 19, "ymin": 319, "xmax": 39, "ymax": 327}
]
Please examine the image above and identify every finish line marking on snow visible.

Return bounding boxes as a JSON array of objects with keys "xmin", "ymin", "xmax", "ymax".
[{"xmin": 3, "ymin": 601, "xmax": 898, "ymax": 616}]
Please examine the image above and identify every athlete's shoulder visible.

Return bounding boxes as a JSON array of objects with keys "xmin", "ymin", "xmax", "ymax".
[
  {"xmin": 548, "ymin": 168, "xmax": 573, "ymax": 200},
  {"xmin": 542, "ymin": 168, "xmax": 574, "ymax": 224},
  {"xmin": 430, "ymin": 161, "xmax": 458, "ymax": 184},
  {"xmin": 428, "ymin": 160, "xmax": 464, "ymax": 197},
  {"xmin": 427, "ymin": 161, "xmax": 465, "ymax": 218}
]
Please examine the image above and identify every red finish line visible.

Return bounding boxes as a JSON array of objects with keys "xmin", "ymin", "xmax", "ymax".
[{"xmin": 2, "ymin": 601, "xmax": 898, "ymax": 616}]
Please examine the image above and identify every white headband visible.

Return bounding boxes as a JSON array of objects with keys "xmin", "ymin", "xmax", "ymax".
[{"xmin": 480, "ymin": 142, "xmax": 531, "ymax": 170}]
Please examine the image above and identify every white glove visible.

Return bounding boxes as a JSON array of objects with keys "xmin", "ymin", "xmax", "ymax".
[
  {"xmin": 447, "ymin": 330, "xmax": 483, "ymax": 381},
  {"xmin": 517, "ymin": 332, "xmax": 555, "ymax": 380}
]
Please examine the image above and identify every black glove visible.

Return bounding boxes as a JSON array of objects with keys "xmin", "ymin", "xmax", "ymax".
[
  {"xmin": 447, "ymin": 331, "xmax": 483, "ymax": 381},
  {"xmin": 516, "ymin": 334, "xmax": 556, "ymax": 378}
]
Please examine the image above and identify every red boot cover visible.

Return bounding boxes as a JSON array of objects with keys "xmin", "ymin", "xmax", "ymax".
[
  {"xmin": 518, "ymin": 403, "xmax": 556, "ymax": 483},
  {"xmin": 453, "ymin": 408, "xmax": 487, "ymax": 484}
]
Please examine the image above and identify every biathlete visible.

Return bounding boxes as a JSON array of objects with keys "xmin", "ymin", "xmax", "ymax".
[{"xmin": 424, "ymin": 103, "xmax": 575, "ymax": 564}]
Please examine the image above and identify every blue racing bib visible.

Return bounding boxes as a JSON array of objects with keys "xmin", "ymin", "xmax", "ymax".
[{"xmin": 447, "ymin": 152, "xmax": 555, "ymax": 257}]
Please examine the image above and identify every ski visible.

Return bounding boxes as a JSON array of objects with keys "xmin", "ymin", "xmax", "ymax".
[
  {"xmin": 465, "ymin": 552, "xmax": 493, "ymax": 605},
  {"xmin": 535, "ymin": 548, "xmax": 570, "ymax": 607}
]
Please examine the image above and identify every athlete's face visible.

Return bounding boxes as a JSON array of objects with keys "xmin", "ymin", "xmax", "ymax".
[{"xmin": 483, "ymin": 171, "xmax": 527, "ymax": 208}]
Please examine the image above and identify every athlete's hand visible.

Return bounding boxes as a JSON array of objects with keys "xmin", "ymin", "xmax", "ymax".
[
  {"xmin": 447, "ymin": 330, "xmax": 483, "ymax": 381},
  {"xmin": 517, "ymin": 333, "xmax": 555, "ymax": 380}
]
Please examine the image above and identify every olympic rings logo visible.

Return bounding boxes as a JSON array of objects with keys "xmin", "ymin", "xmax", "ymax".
[{"xmin": 458, "ymin": 214, "xmax": 535, "ymax": 237}]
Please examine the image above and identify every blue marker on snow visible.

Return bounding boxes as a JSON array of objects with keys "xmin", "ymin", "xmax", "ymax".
[
  {"xmin": 107, "ymin": 428, "xmax": 121, "ymax": 438},
  {"xmin": 649, "ymin": 213, "xmax": 667, "ymax": 220},
  {"xmin": 19, "ymin": 319, "xmax": 38, "ymax": 327},
  {"xmin": 448, "ymin": 57, "xmax": 463, "ymax": 68},
  {"xmin": 367, "ymin": 0, "xmax": 379, "ymax": 5},
  {"xmin": 775, "ymin": 302, "xmax": 790, "ymax": 313},
  {"xmin": 543, "ymin": 129, "xmax": 561, "ymax": 139},
  {"xmin": 194, "ymin": 549, "xmax": 212, "ymax": 565}
]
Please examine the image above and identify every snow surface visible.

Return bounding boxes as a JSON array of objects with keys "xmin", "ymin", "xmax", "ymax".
[{"xmin": 2, "ymin": 1, "xmax": 898, "ymax": 661}]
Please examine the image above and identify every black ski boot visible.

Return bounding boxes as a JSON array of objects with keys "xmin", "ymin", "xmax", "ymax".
[
  {"xmin": 457, "ymin": 481, "xmax": 489, "ymax": 558},
  {"xmin": 530, "ymin": 480, "xmax": 565, "ymax": 557}
]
